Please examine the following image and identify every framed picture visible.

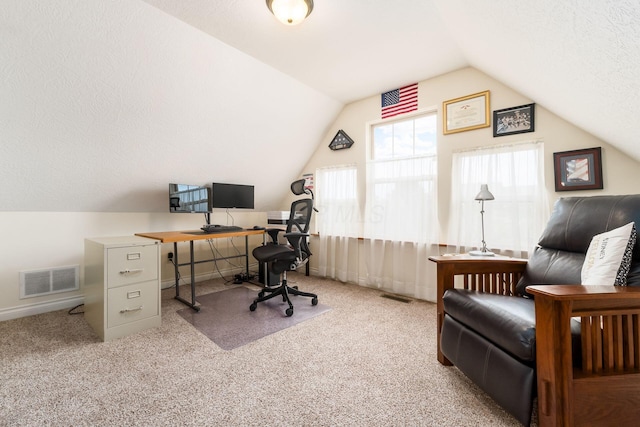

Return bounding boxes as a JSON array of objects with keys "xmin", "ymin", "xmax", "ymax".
[
  {"xmin": 553, "ymin": 147, "xmax": 603, "ymax": 191},
  {"xmin": 493, "ymin": 103, "xmax": 535, "ymax": 137},
  {"xmin": 443, "ymin": 90, "xmax": 490, "ymax": 134}
]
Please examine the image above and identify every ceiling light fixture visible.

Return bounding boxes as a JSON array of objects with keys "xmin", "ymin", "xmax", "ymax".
[{"xmin": 266, "ymin": 0, "xmax": 314, "ymax": 26}]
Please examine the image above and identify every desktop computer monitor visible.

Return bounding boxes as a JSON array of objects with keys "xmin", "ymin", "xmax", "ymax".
[
  {"xmin": 211, "ymin": 182, "xmax": 254, "ymax": 209},
  {"xmin": 168, "ymin": 183, "xmax": 210, "ymax": 213}
]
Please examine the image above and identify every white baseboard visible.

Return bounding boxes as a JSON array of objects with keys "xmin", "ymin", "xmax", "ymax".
[
  {"xmin": 0, "ymin": 295, "xmax": 85, "ymax": 322},
  {"xmin": 1, "ymin": 265, "xmax": 267, "ymax": 322}
]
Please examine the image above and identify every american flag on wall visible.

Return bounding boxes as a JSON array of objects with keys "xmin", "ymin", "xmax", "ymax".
[{"xmin": 381, "ymin": 83, "xmax": 418, "ymax": 119}]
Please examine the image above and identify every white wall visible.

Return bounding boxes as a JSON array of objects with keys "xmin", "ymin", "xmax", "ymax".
[
  {"xmin": 3, "ymin": 1, "xmax": 639, "ymax": 318},
  {"xmin": 0, "ymin": 210, "xmax": 267, "ymax": 319},
  {"xmin": 301, "ymin": 67, "xmax": 640, "ymax": 274},
  {"xmin": 0, "ymin": 0, "xmax": 342, "ymax": 319},
  {"xmin": 0, "ymin": 0, "xmax": 341, "ymax": 213}
]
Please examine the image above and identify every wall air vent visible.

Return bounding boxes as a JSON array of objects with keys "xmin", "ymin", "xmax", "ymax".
[
  {"xmin": 19, "ymin": 265, "xmax": 79, "ymax": 299},
  {"xmin": 380, "ymin": 293, "xmax": 412, "ymax": 303}
]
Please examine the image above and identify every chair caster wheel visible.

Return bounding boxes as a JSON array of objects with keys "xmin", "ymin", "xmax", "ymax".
[
  {"xmin": 258, "ymin": 291, "xmax": 265, "ymax": 298},
  {"xmin": 250, "ymin": 302, "xmax": 257, "ymax": 311},
  {"xmin": 293, "ymin": 286, "xmax": 298, "ymax": 290},
  {"xmin": 285, "ymin": 308, "xmax": 293, "ymax": 317},
  {"xmin": 311, "ymin": 297, "xmax": 318, "ymax": 306}
]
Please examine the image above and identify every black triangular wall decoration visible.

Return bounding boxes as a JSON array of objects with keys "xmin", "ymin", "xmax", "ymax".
[{"xmin": 329, "ymin": 129, "xmax": 355, "ymax": 150}]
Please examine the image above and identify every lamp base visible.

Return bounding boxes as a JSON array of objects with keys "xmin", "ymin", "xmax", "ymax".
[{"xmin": 469, "ymin": 250, "xmax": 495, "ymax": 257}]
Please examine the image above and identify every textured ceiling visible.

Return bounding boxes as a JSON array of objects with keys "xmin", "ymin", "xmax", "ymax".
[
  {"xmin": 0, "ymin": 0, "xmax": 342, "ymax": 212},
  {"xmin": 140, "ymin": 0, "xmax": 468, "ymax": 104},
  {"xmin": 3, "ymin": 0, "xmax": 639, "ymax": 212},
  {"xmin": 434, "ymin": 0, "xmax": 640, "ymax": 163},
  {"xmin": 143, "ymin": 0, "xmax": 640, "ymax": 162}
]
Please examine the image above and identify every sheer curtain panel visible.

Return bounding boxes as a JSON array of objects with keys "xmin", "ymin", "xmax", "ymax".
[
  {"xmin": 448, "ymin": 140, "xmax": 548, "ymax": 258},
  {"xmin": 363, "ymin": 154, "xmax": 439, "ymax": 301},
  {"xmin": 315, "ymin": 165, "xmax": 359, "ymax": 283}
]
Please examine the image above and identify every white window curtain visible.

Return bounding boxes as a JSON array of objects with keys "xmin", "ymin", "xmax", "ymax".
[
  {"xmin": 448, "ymin": 140, "xmax": 548, "ymax": 258},
  {"xmin": 315, "ymin": 165, "xmax": 359, "ymax": 283},
  {"xmin": 363, "ymin": 155, "xmax": 440, "ymax": 301}
]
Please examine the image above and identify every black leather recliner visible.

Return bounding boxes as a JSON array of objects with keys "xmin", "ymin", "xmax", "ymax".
[{"xmin": 440, "ymin": 195, "xmax": 640, "ymax": 426}]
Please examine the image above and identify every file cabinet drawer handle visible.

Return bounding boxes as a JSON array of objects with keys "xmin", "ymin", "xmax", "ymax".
[
  {"xmin": 120, "ymin": 306, "xmax": 143, "ymax": 314},
  {"xmin": 119, "ymin": 269, "xmax": 143, "ymax": 275}
]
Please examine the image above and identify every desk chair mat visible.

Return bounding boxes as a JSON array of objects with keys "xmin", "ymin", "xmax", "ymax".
[{"xmin": 177, "ymin": 286, "xmax": 331, "ymax": 350}]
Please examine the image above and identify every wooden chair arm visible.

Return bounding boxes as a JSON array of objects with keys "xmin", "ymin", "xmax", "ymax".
[
  {"xmin": 429, "ymin": 255, "xmax": 528, "ymax": 298},
  {"xmin": 527, "ymin": 285, "xmax": 640, "ymax": 426},
  {"xmin": 429, "ymin": 255, "xmax": 528, "ymax": 365}
]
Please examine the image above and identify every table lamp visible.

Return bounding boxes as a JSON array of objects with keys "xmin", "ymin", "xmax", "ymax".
[{"xmin": 469, "ymin": 184, "xmax": 495, "ymax": 256}]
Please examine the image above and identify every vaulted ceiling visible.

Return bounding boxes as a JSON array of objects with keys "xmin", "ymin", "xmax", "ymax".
[
  {"xmin": 2, "ymin": 1, "xmax": 638, "ymax": 213},
  {"xmin": 144, "ymin": 0, "xmax": 640, "ymax": 162}
]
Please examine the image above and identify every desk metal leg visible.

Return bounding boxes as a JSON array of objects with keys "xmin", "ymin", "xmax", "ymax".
[
  {"xmin": 261, "ymin": 233, "xmax": 267, "ymax": 286},
  {"xmin": 245, "ymin": 235, "xmax": 250, "ymax": 276},
  {"xmin": 173, "ymin": 242, "xmax": 179, "ymax": 296},
  {"xmin": 174, "ymin": 241, "xmax": 200, "ymax": 312}
]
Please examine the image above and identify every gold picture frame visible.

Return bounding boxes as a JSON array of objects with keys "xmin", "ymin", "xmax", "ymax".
[{"xmin": 443, "ymin": 90, "xmax": 490, "ymax": 134}]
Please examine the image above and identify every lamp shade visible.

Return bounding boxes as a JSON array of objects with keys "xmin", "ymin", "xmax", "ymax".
[
  {"xmin": 266, "ymin": 0, "xmax": 313, "ymax": 25},
  {"xmin": 474, "ymin": 184, "xmax": 495, "ymax": 201}
]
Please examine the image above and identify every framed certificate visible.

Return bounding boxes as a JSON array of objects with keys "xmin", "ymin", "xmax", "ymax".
[{"xmin": 443, "ymin": 90, "xmax": 490, "ymax": 134}]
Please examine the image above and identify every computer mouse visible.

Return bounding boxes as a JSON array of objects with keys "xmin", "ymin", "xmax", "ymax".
[{"xmin": 253, "ymin": 225, "xmax": 265, "ymax": 230}]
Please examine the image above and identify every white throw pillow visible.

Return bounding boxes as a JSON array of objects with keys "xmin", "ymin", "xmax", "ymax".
[{"xmin": 581, "ymin": 222, "xmax": 636, "ymax": 286}]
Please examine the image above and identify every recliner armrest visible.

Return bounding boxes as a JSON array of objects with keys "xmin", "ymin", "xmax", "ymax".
[
  {"xmin": 429, "ymin": 255, "xmax": 528, "ymax": 365},
  {"xmin": 527, "ymin": 284, "xmax": 640, "ymax": 426}
]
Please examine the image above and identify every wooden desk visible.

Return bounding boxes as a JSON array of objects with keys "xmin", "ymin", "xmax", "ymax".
[
  {"xmin": 428, "ymin": 254, "xmax": 528, "ymax": 364},
  {"xmin": 136, "ymin": 229, "xmax": 265, "ymax": 311}
]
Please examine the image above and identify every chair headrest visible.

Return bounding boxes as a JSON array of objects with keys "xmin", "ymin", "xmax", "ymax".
[{"xmin": 290, "ymin": 179, "xmax": 308, "ymax": 196}]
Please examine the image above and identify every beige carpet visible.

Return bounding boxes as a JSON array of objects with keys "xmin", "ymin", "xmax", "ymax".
[
  {"xmin": 0, "ymin": 273, "xmax": 531, "ymax": 426},
  {"xmin": 177, "ymin": 286, "xmax": 331, "ymax": 350}
]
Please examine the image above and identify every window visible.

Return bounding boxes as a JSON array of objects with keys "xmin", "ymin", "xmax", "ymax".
[
  {"xmin": 315, "ymin": 165, "xmax": 359, "ymax": 238},
  {"xmin": 448, "ymin": 140, "xmax": 547, "ymax": 255},
  {"xmin": 372, "ymin": 114, "xmax": 437, "ymax": 159},
  {"xmin": 365, "ymin": 112, "xmax": 438, "ymax": 243}
]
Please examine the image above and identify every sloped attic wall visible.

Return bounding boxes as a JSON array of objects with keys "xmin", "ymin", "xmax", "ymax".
[
  {"xmin": 0, "ymin": 0, "xmax": 341, "ymax": 316},
  {"xmin": 1, "ymin": 0, "xmax": 341, "ymax": 212},
  {"xmin": 297, "ymin": 67, "xmax": 640, "ymax": 279}
]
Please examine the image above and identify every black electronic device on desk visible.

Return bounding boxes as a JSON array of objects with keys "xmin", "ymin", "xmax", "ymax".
[{"xmin": 200, "ymin": 224, "xmax": 243, "ymax": 233}]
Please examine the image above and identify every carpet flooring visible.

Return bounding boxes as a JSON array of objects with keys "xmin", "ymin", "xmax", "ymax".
[
  {"xmin": 0, "ymin": 273, "xmax": 531, "ymax": 426},
  {"xmin": 177, "ymin": 286, "xmax": 331, "ymax": 350}
]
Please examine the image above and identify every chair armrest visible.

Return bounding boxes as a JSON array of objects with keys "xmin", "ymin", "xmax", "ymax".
[
  {"xmin": 283, "ymin": 232, "xmax": 309, "ymax": 239},
  {"xmin": 429, "ymin": 255, "xmax": 527, "ymax": 365},
  {"xmin": 429, "ymin": 255, "xmax": 528, "ymax": 298},
  {"xmin": 265, "ymin": 228, "xmax": 284, "ymax": 243},
  {"xmin": 528, "ymin": 285, "xmax": 640, "ymax": 425},
  {"xmin": 283, "ymin": 232, "xmax": 310, "ymax": 258},
  {"xmin": 526, "ymin": 283, "xmax": 640, "ymax": 299}
]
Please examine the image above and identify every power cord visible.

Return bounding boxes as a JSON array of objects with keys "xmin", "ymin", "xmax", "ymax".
[{"xmin": 68, "ymin": 304, "xmax": 84, "ymax": 315}]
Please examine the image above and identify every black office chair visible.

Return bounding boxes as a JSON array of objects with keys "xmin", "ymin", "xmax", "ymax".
[{"xmin": 250, "ymin": 179, "xmax": 318, "ymax": 316}]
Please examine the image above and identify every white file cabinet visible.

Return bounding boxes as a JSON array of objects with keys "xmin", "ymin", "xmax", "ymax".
[{"xmin": 84, "ymin": 236, "xmax": 161, "ymax": 341}]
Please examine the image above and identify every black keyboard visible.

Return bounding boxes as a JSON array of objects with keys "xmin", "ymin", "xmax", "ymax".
[{"xmin": 201, "ymin": 225, "xmax": 243, "ymax": 233}]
